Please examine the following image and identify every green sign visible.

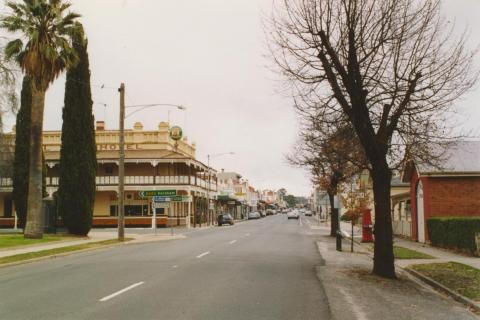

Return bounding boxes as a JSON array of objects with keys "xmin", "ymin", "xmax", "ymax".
[
  {"xmin": 169, "ymin": 126, "xmax": 183, "ymax": 141},
  {"xmin": 139, "ymin": 190, "xmax": 177, "ymax": 198}
]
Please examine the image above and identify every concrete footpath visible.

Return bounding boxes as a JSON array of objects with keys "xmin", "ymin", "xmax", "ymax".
[
  {"xmin": 315, "ymin": 231, "xmax": 478, "ymax": 320},
  {"xmin": 0, "ymin": 227, "xmax": 199, "ymax": 259},
  {"xmin": 336, "ymin": 220, "xmax": 480, "ymax": 270}
]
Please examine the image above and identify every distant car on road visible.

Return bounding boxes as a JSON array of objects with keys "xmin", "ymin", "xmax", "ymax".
[
  {"xmin": 217, "ymin": 213, "xmax": 234, "ymax": 226},
  {"xmin": 248, "ymin": 212, "xmax": 261, "ymax": 220},
  {"xmin": 305, "ymin": 211, "xmax": 313, "ymax": 217},
  {"xmin": 287, "ymin": 210, "xmax": 299, "ymax": 220},
  {"xmin": 266, "ymin": 209, "xmax": 275, "ymax": 216}
]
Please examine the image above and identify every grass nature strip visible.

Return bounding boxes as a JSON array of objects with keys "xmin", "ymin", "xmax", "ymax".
[
  {"xmin": 411, "ymin": 262, "xmax": 480, "ymax": 301},
  {"xmin": 0, "ymin": 234, "xmax": 75, "ymax": 249},
  {"xmin": 0, "ymin": 238, "xmax": 133, "ymax": 265},
  {"xmin": 393, "ymin": 246, "xmax": 435, "ymax": 259}
]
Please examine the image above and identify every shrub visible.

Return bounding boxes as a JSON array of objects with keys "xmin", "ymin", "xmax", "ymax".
[{"xmin": 427, "ymin": 217, "xmax": 480, "ymax": 255}]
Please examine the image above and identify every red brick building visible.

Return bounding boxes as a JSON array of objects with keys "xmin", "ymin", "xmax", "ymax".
[{"xmin": 402, "ymin": 141, "xmax": 480, "ymax": 242}]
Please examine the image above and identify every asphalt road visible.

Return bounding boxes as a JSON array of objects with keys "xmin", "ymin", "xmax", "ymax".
[{"xmin": 0, "ymin": 214, "xmax": 331, "ymax": 320}]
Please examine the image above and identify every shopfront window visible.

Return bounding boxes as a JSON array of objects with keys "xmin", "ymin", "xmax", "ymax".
[{"xmin": 110, "ymin": 204, "xmax": 150, "ymax": 216}]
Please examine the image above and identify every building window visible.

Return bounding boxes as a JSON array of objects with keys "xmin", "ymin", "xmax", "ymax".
[
  {"xmin": 110, "ymin": 205, "xmax": 150, "ymax": 216},
  {"xmin": 105, "ymin": 165, "xmax": 113, "ymax": 175},
  {"xmin": 3, "ymin": 198, "xmax": 12, "ymax": 218},
  {"xmin": 405, "ymin": 200, "xmax": 411, "ymax": 222},
  {"xmin": 125, "ymin": 205, "xmax": 143, "ymax": 216}
]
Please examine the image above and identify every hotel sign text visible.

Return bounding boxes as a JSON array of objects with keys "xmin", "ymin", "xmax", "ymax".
[{"xmin": 97, "ymin": 143, "xmax": 141, "ymax": 151}]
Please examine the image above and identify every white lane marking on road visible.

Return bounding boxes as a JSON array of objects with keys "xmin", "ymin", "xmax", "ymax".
[
  {"xmin": 172, "ymin": 265, "xmax": 178, "ymax": 268},
  {"xmin": 196, "ymin": 251, "xmax": 210, "ymax": 259},
  {"xmin": 245, "ymin": 233, "xmax": 250, "ymax": 237},
  {"xmin": 99, "ymin": 282, "xmax": 145, "ymax": 302},
  {"xmin": 229, "ymin": 240, "xmax": 237, "ymax": 244}
]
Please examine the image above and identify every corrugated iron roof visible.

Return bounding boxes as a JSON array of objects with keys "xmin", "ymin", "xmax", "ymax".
[
  {"xmin": 403, "ymin": 141, "xmax": 480, "ymax": 182},
  {"xmin": 417, "ymin": 141, "xmax": 480, "ymax": 174}
]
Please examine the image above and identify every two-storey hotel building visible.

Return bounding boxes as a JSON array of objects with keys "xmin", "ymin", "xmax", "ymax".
[{"xmin": 0, "ymin": 121, "xmax": 217, "ymax": 228}]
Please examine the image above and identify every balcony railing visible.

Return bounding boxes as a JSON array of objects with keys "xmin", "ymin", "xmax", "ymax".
[
  {"xmin": 0, "ymin": 177, "xmax": 12, "ymax": 187},
  {"xmin": 156, "ymin": 175, "xmax": 189, "ymax": 185},
  {"xmin": 0, "ymin": 175, "xmax": 218, "ymax": 191}
]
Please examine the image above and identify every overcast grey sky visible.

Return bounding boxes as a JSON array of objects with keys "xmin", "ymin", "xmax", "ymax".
[{"xmin": 3, "ymin": 0, "xmax": 480, "ymax": 196}]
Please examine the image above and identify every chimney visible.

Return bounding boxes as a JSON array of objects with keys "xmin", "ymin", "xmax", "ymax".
[{"xmin": 96, "ymin": 121, "xmax": 105, "ymax": 131}]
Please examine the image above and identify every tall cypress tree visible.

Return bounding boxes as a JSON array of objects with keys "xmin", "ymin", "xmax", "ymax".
[
  {"xmin": 57, "ymin": 26, "xmax": 97, "ymax": 235},
  {"xmin": 12, "ymin": 76, "xmax": 32, "ymax": 229}
]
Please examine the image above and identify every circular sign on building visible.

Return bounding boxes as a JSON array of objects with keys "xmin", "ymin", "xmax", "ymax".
[{"xmin": 169, "ymin": 126, "xmax": 183, "ymax": 141}]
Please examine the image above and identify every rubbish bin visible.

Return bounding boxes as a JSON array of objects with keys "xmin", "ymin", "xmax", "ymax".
[{"xmin": 336, "ymin": 230, "xmax": 343, "ymax": 251}]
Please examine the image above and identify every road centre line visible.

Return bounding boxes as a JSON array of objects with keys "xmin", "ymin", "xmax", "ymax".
[
  {"xmin": 99, "ymin": 282, "xmax": 145, "ymax": 302},
  {"xmin": 245, "ymin": 233, "xmax": 250, "ymax": 237},
  {"xmin": 196, "ymin": 251, "xmax": 210, "ymax": 259},
  {"xmin": 229, "ymin": 240, "xmax": 237, "ymax": 244}
]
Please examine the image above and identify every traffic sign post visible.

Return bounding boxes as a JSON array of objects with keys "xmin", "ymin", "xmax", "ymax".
[
  {"xmin": 152, "ymin": 201, "xmax": 157, "ymax": 235},
  {"xmin": 147, "ymin": 191, "xmax": 192, "ymax": 234}
]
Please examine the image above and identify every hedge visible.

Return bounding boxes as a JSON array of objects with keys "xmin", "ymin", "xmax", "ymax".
[{"xmin": 427, "ymin": 217, "xmax": 480, "ymax": 254}]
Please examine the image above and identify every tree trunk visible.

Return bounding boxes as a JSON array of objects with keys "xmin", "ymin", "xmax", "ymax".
[
  {"xmin": 23, "ymin": 87, "xmax": 45, "ymax": 239},
  {"xmin": 328, "ymin": 192, "xmax": 338, "ymax": 237},
  {"xmin": 371, "ymin": 163, "xmax": 395, "ymax": 278}
]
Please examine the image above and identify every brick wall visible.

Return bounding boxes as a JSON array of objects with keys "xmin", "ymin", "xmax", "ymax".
[
  {"xmin": 410, "ymin": 170, "xmax": 480, "ymax": 242},
  {"xmin": 428, "ymin": 177, "xmax": 480, "ymax": 217}
]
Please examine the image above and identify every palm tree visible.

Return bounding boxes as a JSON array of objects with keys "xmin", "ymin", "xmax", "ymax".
[{"xmin": 1, "ymin": 0, "xmax": 81, "ymax": 238}]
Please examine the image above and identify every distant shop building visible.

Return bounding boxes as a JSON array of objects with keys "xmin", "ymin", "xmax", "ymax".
[{"xmin": 217, "ymin": 170, "xmax": 247, "ymax": 220}]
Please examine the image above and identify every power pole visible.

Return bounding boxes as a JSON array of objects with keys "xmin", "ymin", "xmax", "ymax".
[{"xmin": 118, "ymin": 83, "xmax": 125, "ymax": 241}]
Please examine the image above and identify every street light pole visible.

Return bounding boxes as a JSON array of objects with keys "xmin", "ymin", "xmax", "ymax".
[
  {"xmin": 207, "ymin": 154, "xmax": 210, "ymax": 226},
  {"xmin": 118, "ymin": 83, "xmax": 125, "ymax": 241},
  {"xmin": 119, "ymin": 100, "xmax": 185, "ymax": 237}
]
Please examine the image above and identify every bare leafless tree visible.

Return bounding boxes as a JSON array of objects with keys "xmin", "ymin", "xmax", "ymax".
[
  {"xmin": 267, "ymin": 0, "xmax": 478, "ymax": 278},
  {"xmin": 287, "ymin": 119, "xmax": 367, "ymax": 237}
]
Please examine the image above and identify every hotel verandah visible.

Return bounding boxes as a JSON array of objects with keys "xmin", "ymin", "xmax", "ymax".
[{"xmin": 0, "ymin": 121, "xmax": 218, "ymax": 228}]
